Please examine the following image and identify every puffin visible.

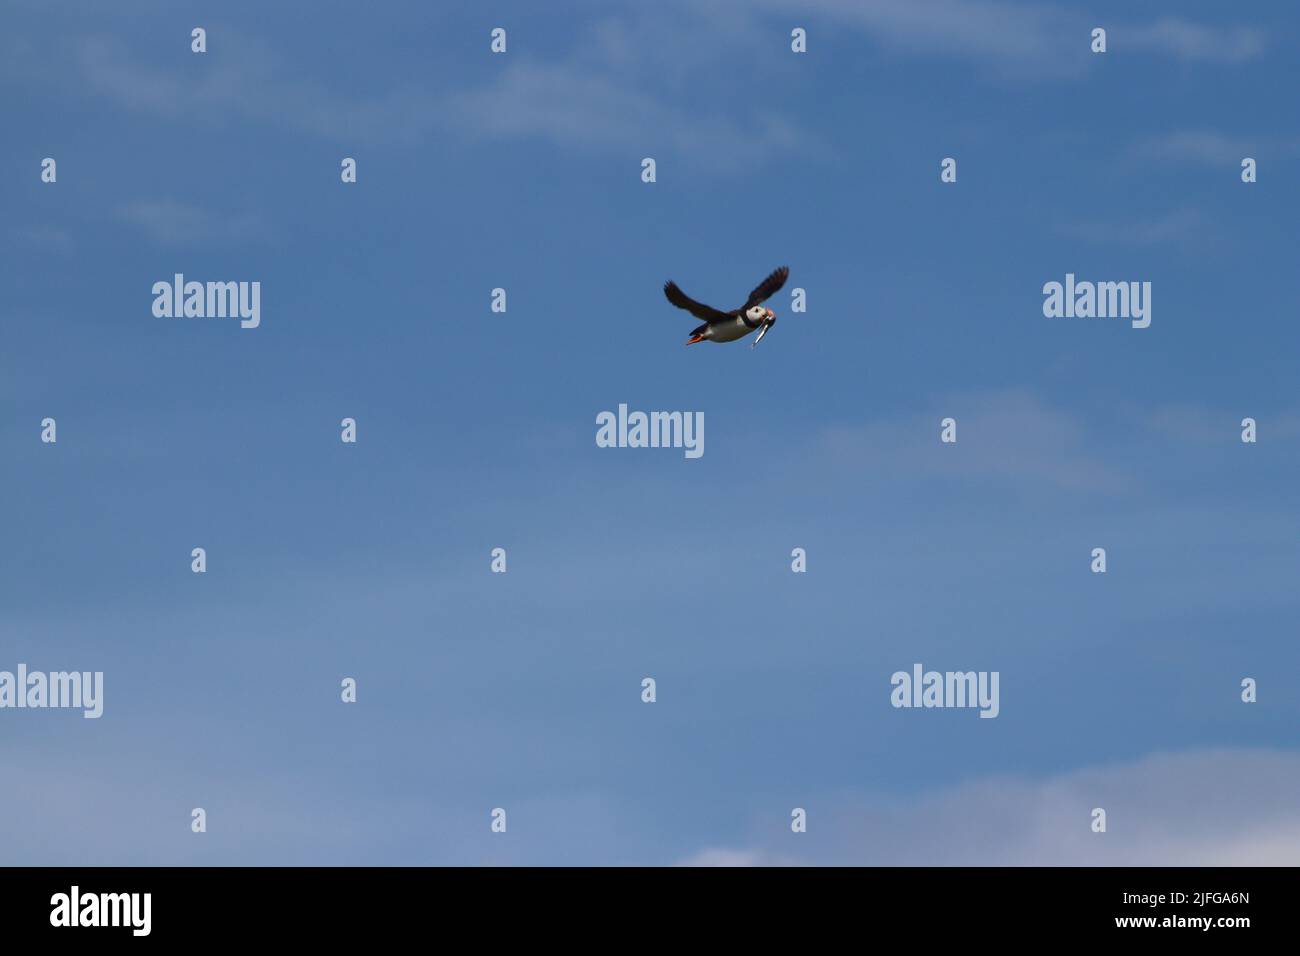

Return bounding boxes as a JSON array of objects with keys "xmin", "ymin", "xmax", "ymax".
[{"xmin": 663, "ymin": 266, "xmax": 789, "ymax": 348}]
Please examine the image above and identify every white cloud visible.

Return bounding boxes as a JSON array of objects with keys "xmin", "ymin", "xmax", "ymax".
[
  {"xmin": 8, "ymin": 224, "xmax": 74, "ymax": 252},
  {"xmin": 1125, "ymin": 18, "xmax": 1266, "ymax": 64},
  {"xmin": 115, "ymin": 199, "xmax": 268, "ymax": 245},
  {"xmin": 1056, "ymin": 207, "xmax": 1206, "ymax": 246},
  {"xmin": 451, "ymin": 62, "xmax": 808, "ymax": 167},
  {"xmin": 678, "ymin": 848, "xmax": 774, "ymax": 867},
  {"xmin": 1143, "ymin": 403, "xmax": 1300, "ymax": 445},
  {"xmin": 795, "ymin": 0, "xmax": 1076, "ymax": 70},
  {"xmin": 815, "ymin": 388, "xmax": 1130, "ymax": 494},
  {"xmin": 756, "ymin": 1, "xmax": 1266, "ymax": 75},
  {"xmin": 1130, "ymin": 131, "xmax": 1266, "ymax": 167},
  {"xmin": 71, "ymin": 35, "xmax": 431, "ymax": 143},
  {"xmin": 675, "ymin": 749, "xmax": 1300, "ymax": 865},
  {"xmin": 10, "ymin": 8, "xmax": 1265, "ymax": 170},
  {"xmin": 60, "ymin": 31, "xmax": 809, "ymax": 168}
]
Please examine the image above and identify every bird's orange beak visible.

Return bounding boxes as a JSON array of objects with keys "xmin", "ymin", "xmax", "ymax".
[{"xmin": 765, "ymin": 309, "xmax": 775, "ymax": 320}]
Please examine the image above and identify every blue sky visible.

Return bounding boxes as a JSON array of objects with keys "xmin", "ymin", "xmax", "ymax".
[{"xmin": 2, "ymin": 0, "xmax": 1299, "ymax": 865}]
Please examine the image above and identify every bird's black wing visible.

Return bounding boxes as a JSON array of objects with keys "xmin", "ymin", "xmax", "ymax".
[
  {"xmin": 743, "ymin": 266, "xmax": 790, "ymax": 308},
  {"xmin": 664, "ymin": 281, "xmax": 731, "ymax": 323}
]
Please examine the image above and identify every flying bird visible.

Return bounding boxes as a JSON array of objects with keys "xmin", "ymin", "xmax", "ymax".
[{"xmin": 663, "ymin": 266, "xmax": 789, "ymax": 348}]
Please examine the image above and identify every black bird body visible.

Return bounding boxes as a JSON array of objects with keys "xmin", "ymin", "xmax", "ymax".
[{"xmin": 663, "ymin": 266, "xmax": 789, "ymax": 346}]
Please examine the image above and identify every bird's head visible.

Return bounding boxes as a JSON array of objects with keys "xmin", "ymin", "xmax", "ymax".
[{"xmin": 746, "ymin": 305, "xmax": 776, "ymax": 324}]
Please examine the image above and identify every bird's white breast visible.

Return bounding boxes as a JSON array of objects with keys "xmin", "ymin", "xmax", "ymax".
[{"xmin": 711, "ymin": 317, "xmax": 754, "ymax": 342}]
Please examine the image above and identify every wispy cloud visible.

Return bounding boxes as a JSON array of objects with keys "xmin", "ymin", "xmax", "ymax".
[
  {"xmin": 58, "ymin": 30, "xmax": 809, "ymax": 168},
  {"xmin": 71, "ymin": 35, "xmax": 430, "ymax": 142},
  {"xmin": 10, "ymin": 8, "xmax": 1264, "ymax": 171},
  {"xmin": 8, "ymin": 224, "xmax": 74, "ymax": 253},
  {"xmin": 789, "ymin": 0, "xmax": 1081, "ymax": 76},
  {"xmin": 451, "ymin": 62, "xmax": 808, "ymax": 167},
  {"xmin": 1124, "ymin": 17, "xmax": 1266, "ymax": 64},
  {"xmin": 760, "ymin": 1, "xmax": 1266, "ymax": 76},
  {"xmin": 1130, "ymin": 131, "xmax": 1268, "ymax": 166},
  {"xmin": 1056, "ymin": 207, "xmax": 1206, "ymax": 246},
  {"xmin": 1143, "ymin": 403, "xmax": 1300, "ymax": 445},
  {"xmin": 678, "ymin": 848, "xmax": 776, "ymax": 867},
  {"xmin": 814, "ymin": 388, "xmax": 1130, "ymax": 494},
  {"xmin": 677, "ymin": 749, "xmax": 1300, "ymax": 865},
  {"xmin": 115, "ymin": 199, "xmax": 268, "ymax": 245}
]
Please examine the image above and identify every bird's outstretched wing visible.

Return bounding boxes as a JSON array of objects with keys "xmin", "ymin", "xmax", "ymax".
[
  {"xmin": 744, "ymin": 266, "xmax": 790, "ymax": 308},
  {"xmin": 663, "ymin": 281, "xmax": 731, "ymax": 323}
]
